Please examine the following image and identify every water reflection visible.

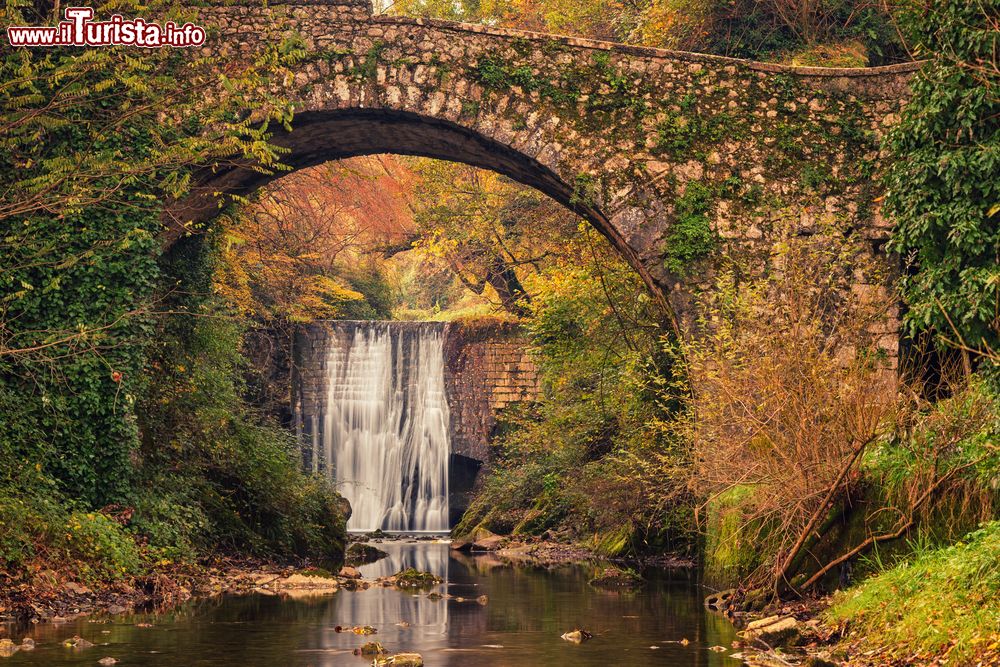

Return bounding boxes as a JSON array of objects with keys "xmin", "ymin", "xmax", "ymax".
[{"xmin": 5, "ymin": 541, "xmax": 739, "ymax": 666}]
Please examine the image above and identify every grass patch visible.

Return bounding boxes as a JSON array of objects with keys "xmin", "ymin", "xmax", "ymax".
[{"xmin": 826, "ymin": 522, "xmax": 1000, "ymax": 665}]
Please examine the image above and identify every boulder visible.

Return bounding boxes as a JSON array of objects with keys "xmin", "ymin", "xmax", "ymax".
[
  {"xmin": 346, "ymin": 543, "xmax": 389, "ymax": 566},
  {"xmin": 373, "ymin": 653, "xmax": 423, "ymax": 666},
  {"xmin": 453, "ymin": 527, "xmax": 503, "ymax": 552},
  {"xmin": 354, "ymin": 641, "xmax": 386, "ymax": 656},
  {"xmin": 339, "ymin": 566, "xmax": 362, "ymax": 579},
  {"xmin": 62, "ymin": 636, "xmax": 94, "ymax": 649},
  {"xmin": 741, "ymin": 615, "xmax": 800, "ymax": 647},
  {"xmin": 704, "ymin": 589, "xmax": 736, "ymax": 613},
  {"xmin": 560, "ymin": 629, "xmax": 593, "ymax": 643},
  {"xmin": 588, "ymin": 567, "xmax": 643, "ymax": 588},
  {"xmin": 391, "ymin": 569, "xmax": 442, "ymax": 588},
  {"xmin": 449, "ymin": 538, "xmax": 472, "ymax": 551},
  {"xmin": 472, "ymin": 534, "xmax": 504, "ymax": 551}
]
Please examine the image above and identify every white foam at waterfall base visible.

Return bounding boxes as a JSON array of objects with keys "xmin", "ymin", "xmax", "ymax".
[{"xmin": 322, "ymin": 322, "xmax": 450, "ymax": 532}]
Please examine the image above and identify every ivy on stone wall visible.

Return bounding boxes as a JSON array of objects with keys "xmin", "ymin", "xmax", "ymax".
[{"xmin": 0, "ymin": 0, "xmax": 306, "ymax": 506}]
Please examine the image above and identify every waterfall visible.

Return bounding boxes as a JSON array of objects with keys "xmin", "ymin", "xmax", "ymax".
[{"xmin": 315, "ymin": 321, "xmax": 450, "ymax": 532}]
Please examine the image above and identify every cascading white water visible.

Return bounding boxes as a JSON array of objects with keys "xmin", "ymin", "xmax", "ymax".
[{"xmin": 320, "ymin": 322, "xmax": 450, "ymax": 532}]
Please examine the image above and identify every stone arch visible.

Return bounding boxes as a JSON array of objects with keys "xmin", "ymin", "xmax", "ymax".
[
  {"xmin": 175, "ymin": 107, "xmax": 661, "ymax": 310},
  {"xmin": 175, "ymin": 0, "xmax": 919, "ymax": 346}
]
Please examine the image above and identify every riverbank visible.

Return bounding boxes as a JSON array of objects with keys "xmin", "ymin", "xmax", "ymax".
[
  {"xmin": 727, "ymin": 523, "xmax": 1000, "ymax": 666},
  {"xmin": 446, "ymin": 529, "xmax": 695, "ymax": 568},
  {"xmin": 0, "ymin": 530, "xmax": 690, "ymax": 627},
  {"xmin": 0, "ymin": 559, "xmax": 351, "ymax": 626}
]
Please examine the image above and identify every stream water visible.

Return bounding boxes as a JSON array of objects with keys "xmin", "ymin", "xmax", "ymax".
[{"xmin": 5, "ymin": 540, "xmax": 739, "ymax": 666}]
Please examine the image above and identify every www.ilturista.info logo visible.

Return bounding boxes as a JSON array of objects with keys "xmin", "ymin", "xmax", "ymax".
[{"xmin": 7, "ymin": 7, "xmax": 206, "ymax": 47}]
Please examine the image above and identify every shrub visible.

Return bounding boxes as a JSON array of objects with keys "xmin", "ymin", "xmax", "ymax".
[
  {"xmin": 56, "ymin": 511, "xmax": 142, "ymax": 583},
  {"xmin": 886, "ymin": 0, "xmax": 1000, "ymax": 359},
  {"xmin": 0, "ymin": 492, "xmax": 140, "ymax": 584},
  {"xmin": 455, "ymin": 253, "xmax": 693, "ymax": 555},
  {"xmin": 138, "ymin": 236, "xmax": 348, "ymax": 563},
  {"xmin": 684, "ymin": 229, "xmax": 898, "ymax": 591}
]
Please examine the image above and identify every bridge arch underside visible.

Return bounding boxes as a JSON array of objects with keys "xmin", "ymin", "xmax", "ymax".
[{"xmin": 185, "ymin": 108, "xmax": 665, "ymax": 308}]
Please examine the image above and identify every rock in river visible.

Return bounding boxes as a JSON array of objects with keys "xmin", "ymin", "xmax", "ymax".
[
  {"xmin": 346, "ymin": 543, "xmax": 389, "ymax": 566},
  {"xmin": 588, "ymin": 566, "xmax": 643, "ymax": 588},
  {"xmin": 373, "ymin": 653, "xmax": 423, "ymax": 666},
  {"xmin": 62, "ymin": 635, "xmax": 94, "ymax": 649},
  {"xmin": 741, "ymin": 615, "xmax": 800, "ymax": 647},
  {"xmin": 560, "ymin": 629, "xmax": 593, "ymax": 643}
]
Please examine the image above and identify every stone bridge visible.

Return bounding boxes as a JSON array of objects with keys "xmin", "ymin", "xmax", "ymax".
[{"xmin": 178, "ymin": 0, "xmax": 918, "ymax": 356}]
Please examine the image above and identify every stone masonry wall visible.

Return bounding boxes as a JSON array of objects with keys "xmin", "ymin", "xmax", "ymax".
[{"xmin": 442, "ymin": 319, "xmax": 540, "ymax": 464}]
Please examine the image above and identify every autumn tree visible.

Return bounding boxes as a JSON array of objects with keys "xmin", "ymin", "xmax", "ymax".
[
  {"xmin": 407, "ymin": 158, "xmax": 580, "ymax": 317},
  {"xmin": 215, "ymin": 158, "xmax": 416, "ymax": 323}
]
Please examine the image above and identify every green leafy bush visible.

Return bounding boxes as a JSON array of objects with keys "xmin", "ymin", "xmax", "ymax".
[
  {"xmin": 57, "ymin": 511, "xmax": 142, "ymax": 583},
  {"xmin": 0, "ymin": 493, "xmax": 140, "ymax": 584},
  {"xmin": 886, "ymin": 0, "xmax": 1000, "ymax": 356},
  {"xmin": 136, "ymin": 234, "xmax": 347, "ymax": 563}
]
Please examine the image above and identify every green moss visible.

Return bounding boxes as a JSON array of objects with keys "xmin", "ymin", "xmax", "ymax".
[
  {"xmin": 393, "ymin": 568, "xmax": 443, "ymax": 588},
  {"xmin": 594, "ymin": 524, "xmax": 634, "ymax": 557},
  {"xmin": 472, "ymin": 54, "xmax": 541, "ymax": 91},
  {"xmin": 788, "ymin": 40, "xmax": 869, "ymax": 68},
  {"xmin": 460, "ymin": 100, "xmax": 480, "ymax": 117},
  {"xmin": 470, "ymin": 51, "xmax": 651, "ymax": 115},
  {"xmin": 800, "ymin": 163, "xmax": 834, "ymax": 192},
  {"xmin": 663, "ymin": 181, "xmax": 719, "ymax": 275},
  {"xmin": 510, "ymin": 36, "xmax": 532, "ymax": 56},
  {"xmin": 769, "ymin": 73, "xmax": 802, "ymax": 103},
  {"xmin": 704, "ymin": 486, "xmax": 764, "ymax": 586},
  {"xmin": 654, "ymin": 98, "xmax": 742, "ymax": 158},
  {"xmin": 570, "ymin": 173, "xmax": 598, "ymax": 207},
  {"xmin": 350, "ymin": 41, "xmax": 387, "ymax": 81}
]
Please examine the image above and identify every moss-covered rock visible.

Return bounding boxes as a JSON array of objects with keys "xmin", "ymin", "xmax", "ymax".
[
  {"xmin": 391, "ymin": 568, "xmax": 442, "ymax": 588},
  {"xmin": 345, "ymin": 543, "xmax": 389, "ymax": 566},
  {"xmin": 588, "ymin": 566, "xmax": 643, "ymax": 588},
  {"xmin": 703, "ymin": 485, "xmax": 765, "ymax": 587}
]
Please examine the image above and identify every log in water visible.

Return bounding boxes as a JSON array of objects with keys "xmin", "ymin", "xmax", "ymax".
[{"xmin": 307, "ymin": 321, "xmax": 450, "ymax": 532}]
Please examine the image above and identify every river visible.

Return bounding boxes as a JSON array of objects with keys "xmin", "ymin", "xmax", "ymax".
[{"xmin": 4, "ymin": 538, "xmax": 740, "ymax": 666}]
